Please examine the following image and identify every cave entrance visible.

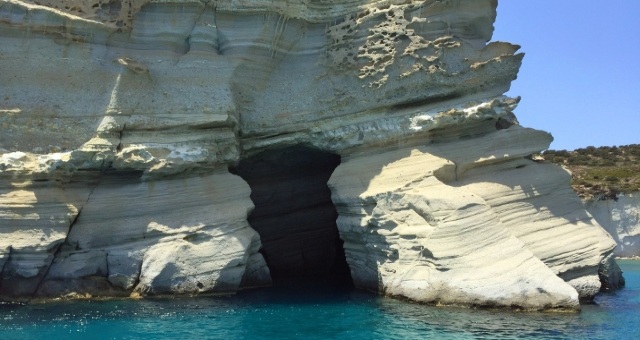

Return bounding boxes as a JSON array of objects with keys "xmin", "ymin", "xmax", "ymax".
[{"xmin": 230, "ymin": 145, "xmax": 352, "ymax": 289}]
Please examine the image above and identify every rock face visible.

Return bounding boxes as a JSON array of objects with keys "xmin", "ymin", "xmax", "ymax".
[
  {"xmin": 0, "ymin": 0, "xmax": 620, "ymax": 309},
  {"xmin": 587, "ymin": 193, "xmax": 640, "ymax": 258}
]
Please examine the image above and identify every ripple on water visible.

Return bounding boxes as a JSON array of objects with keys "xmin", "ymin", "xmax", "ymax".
[{"xmin": 1, "ymin": 261, "xmax": 639, "ymax": 339}]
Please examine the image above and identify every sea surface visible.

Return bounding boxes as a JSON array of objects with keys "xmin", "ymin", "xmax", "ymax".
[{"xmin": 1, "ymin": 260, "xmax": 639, "ymax": 339}]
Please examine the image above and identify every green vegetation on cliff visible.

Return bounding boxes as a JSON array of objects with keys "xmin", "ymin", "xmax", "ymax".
[{"xmin": 543, "ymin": 144, "xmax": 640, "ymax": 200}]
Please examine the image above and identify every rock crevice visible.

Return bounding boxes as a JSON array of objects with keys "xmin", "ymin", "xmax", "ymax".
[{"xmin": 0, "ymin": 0, "xmax": 621, "ymax": 309}]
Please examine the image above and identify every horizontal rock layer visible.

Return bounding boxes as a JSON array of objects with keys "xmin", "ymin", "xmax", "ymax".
[
  {"xmin": 0, "ymin": 170, "xmax": 270, "ymax": 297},
  {"xmin": 587, "ymin": 193, "xmax": 640, "ymax": 258},
  {"xmin": 0, "ymin": 0, "xmax": 620, "ymax": 309},
  {"xmin": 330, "ymin": 126, "xmax": 616, "ymax": 308}
]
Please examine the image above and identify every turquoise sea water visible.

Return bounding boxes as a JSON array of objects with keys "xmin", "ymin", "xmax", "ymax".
[{"xmin": 1, "ymin": 260, "xmax": 639, "ymax": 339}]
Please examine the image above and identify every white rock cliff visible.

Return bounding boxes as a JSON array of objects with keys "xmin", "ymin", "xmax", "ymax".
[
  {"xmin": 0, "ymin": 0, "xmax": 621, "ymax": 309},
  {"xmin": 587, "ymin": 193, "xmax": 640, "ymax": 258}
]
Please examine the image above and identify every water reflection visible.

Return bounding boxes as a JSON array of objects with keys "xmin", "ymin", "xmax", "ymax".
[{"xmin": 1, "ymin": 261, "xmax": 638, "ymax": 339}]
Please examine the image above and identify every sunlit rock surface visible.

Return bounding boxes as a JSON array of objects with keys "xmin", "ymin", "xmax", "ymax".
[
  {"xmin": 0, "ymin": 0, "xmax": 619, "ymax": 309},
  {"xmin": 587, "ymin": 193, "xmax": 640, "ymax": 258}
]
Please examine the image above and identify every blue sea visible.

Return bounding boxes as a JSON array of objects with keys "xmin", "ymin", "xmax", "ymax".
[{"xmin": 1, "ymin": 260, "xmax": 639, "ymax": 339}]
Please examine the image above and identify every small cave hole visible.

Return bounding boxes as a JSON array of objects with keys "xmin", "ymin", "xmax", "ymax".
[
  {"xmin": 495, "ymin": 118, "xmax": 513, "ymax": 130},
  {"xmin": 230, "ymin": 146, "xmax": 353, "ymax": 291}
]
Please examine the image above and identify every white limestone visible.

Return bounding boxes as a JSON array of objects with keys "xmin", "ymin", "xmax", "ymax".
[
  {"xmin": 587, "ymin": 193, "xmax": 640, "ymax": 257},
  {"xmin": 0, "ymin": 0, "xmax": 620, "ymax": 309},
  {"xmin": 329, "ymin": 127, "xmax": 613, "ymax": 308}
]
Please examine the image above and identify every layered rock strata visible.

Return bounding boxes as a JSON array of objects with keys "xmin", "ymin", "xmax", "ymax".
[
  {"xmin": 0, "ymin": 0, "xmax": 620, "ymax": 309},
  {"xmin": 587, "ymin": 194, "xmax": 640, "ymax": 258}
]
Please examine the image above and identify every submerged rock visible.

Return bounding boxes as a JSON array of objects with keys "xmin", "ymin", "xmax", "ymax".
[{"xmin": 0, "ymin": 0, "xmax": 621, "ymax": 309}]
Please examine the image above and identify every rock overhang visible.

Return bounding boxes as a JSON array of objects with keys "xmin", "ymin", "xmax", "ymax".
[{"xmin": 0, "ymin": 0, "xmax": 622, "ymax": 309}]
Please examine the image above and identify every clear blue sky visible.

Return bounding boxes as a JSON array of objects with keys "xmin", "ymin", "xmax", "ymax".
[{"xmin": 492, "ymin": 1, "xmax": 639, "ymax": 151}]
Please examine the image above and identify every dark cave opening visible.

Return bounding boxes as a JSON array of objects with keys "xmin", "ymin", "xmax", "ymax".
[{"xmin": 230, "ymin": 145, "xmax": 353, "ymax": 289}]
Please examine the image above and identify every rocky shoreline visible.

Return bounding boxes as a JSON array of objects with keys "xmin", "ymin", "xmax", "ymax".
[{"xmin": 0, "ymin": 0, "xmax": 623, "ymax": 309}]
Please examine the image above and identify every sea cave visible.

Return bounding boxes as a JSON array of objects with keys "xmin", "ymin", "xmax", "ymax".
[{"xmin": 231, "ymin": 145, "xmax": 353, "ymax": 289}]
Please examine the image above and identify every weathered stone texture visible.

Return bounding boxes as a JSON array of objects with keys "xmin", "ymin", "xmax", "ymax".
[
  {"xmin": 587, "ymin": 193, "xmax": 640, "ymax": 258},
  {"xmin": 0, "ymin": 0, "xmax": 620, "ymax": 309}
]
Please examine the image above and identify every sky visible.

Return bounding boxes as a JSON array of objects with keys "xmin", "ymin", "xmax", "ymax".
[{"xmin": 492, "ymin": 1, "xmax": 639, "ymax": 151}]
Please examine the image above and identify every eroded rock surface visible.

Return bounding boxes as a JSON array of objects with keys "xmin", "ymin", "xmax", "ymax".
[
  {"xmin": 587, "ymin": 193, "xmax": 640, "ymax": 258},
  {"xmin": 0, "ymin": 0, "xmax": 620, "ymax": 309}
]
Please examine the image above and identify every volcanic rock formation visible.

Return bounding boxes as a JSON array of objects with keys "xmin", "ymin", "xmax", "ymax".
[{"xmin": 0, "ymin": 0, "xmax": 621, "ymax": 309}]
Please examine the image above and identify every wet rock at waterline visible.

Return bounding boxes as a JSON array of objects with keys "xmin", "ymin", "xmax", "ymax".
[{"xmin": 0, "ymin": 0, "xmax": 621, "ymax": 310}]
